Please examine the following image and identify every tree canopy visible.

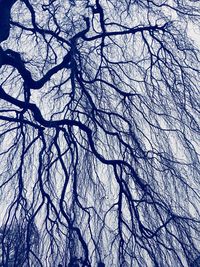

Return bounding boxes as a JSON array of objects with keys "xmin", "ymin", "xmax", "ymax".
[{"xmin": 0, "ymin": 0, "xmax": 200, "ymax": 266}]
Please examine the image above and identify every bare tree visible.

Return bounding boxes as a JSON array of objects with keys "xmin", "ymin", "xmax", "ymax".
[{"xmin": 0, "ymin": 0, "xmax": 200, "ymax": 266}]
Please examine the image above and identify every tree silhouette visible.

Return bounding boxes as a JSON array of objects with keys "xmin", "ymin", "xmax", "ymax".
[
  {"xmin": 0, "ymin": 0, "xmax": 200, "ymax": 266},
  {"xmin": 0, "ymin": 219, "xmax": 39, "ymax": 266}
]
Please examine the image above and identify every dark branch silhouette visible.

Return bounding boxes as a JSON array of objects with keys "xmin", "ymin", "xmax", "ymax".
[
  {"xmin": 0, "ymin": 0, "xmax": 200, "ymax": 266},
  {"xmin": 0, "ymin": 0, "xmax": 17, "ymax": 42}
]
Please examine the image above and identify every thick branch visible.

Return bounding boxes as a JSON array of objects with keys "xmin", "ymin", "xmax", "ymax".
[
  {"xmin": 0, "ymin": 0, "xmax": 17, "ymax": 42},
  {"xmin": 0, "ymin": 48, "xmax": 72, "ymax": 89}
]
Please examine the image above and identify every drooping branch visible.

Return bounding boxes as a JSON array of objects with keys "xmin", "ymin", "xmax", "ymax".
[{"xmin": 0, "ymin": 0, "xmax": 200, "ymax": 266}]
